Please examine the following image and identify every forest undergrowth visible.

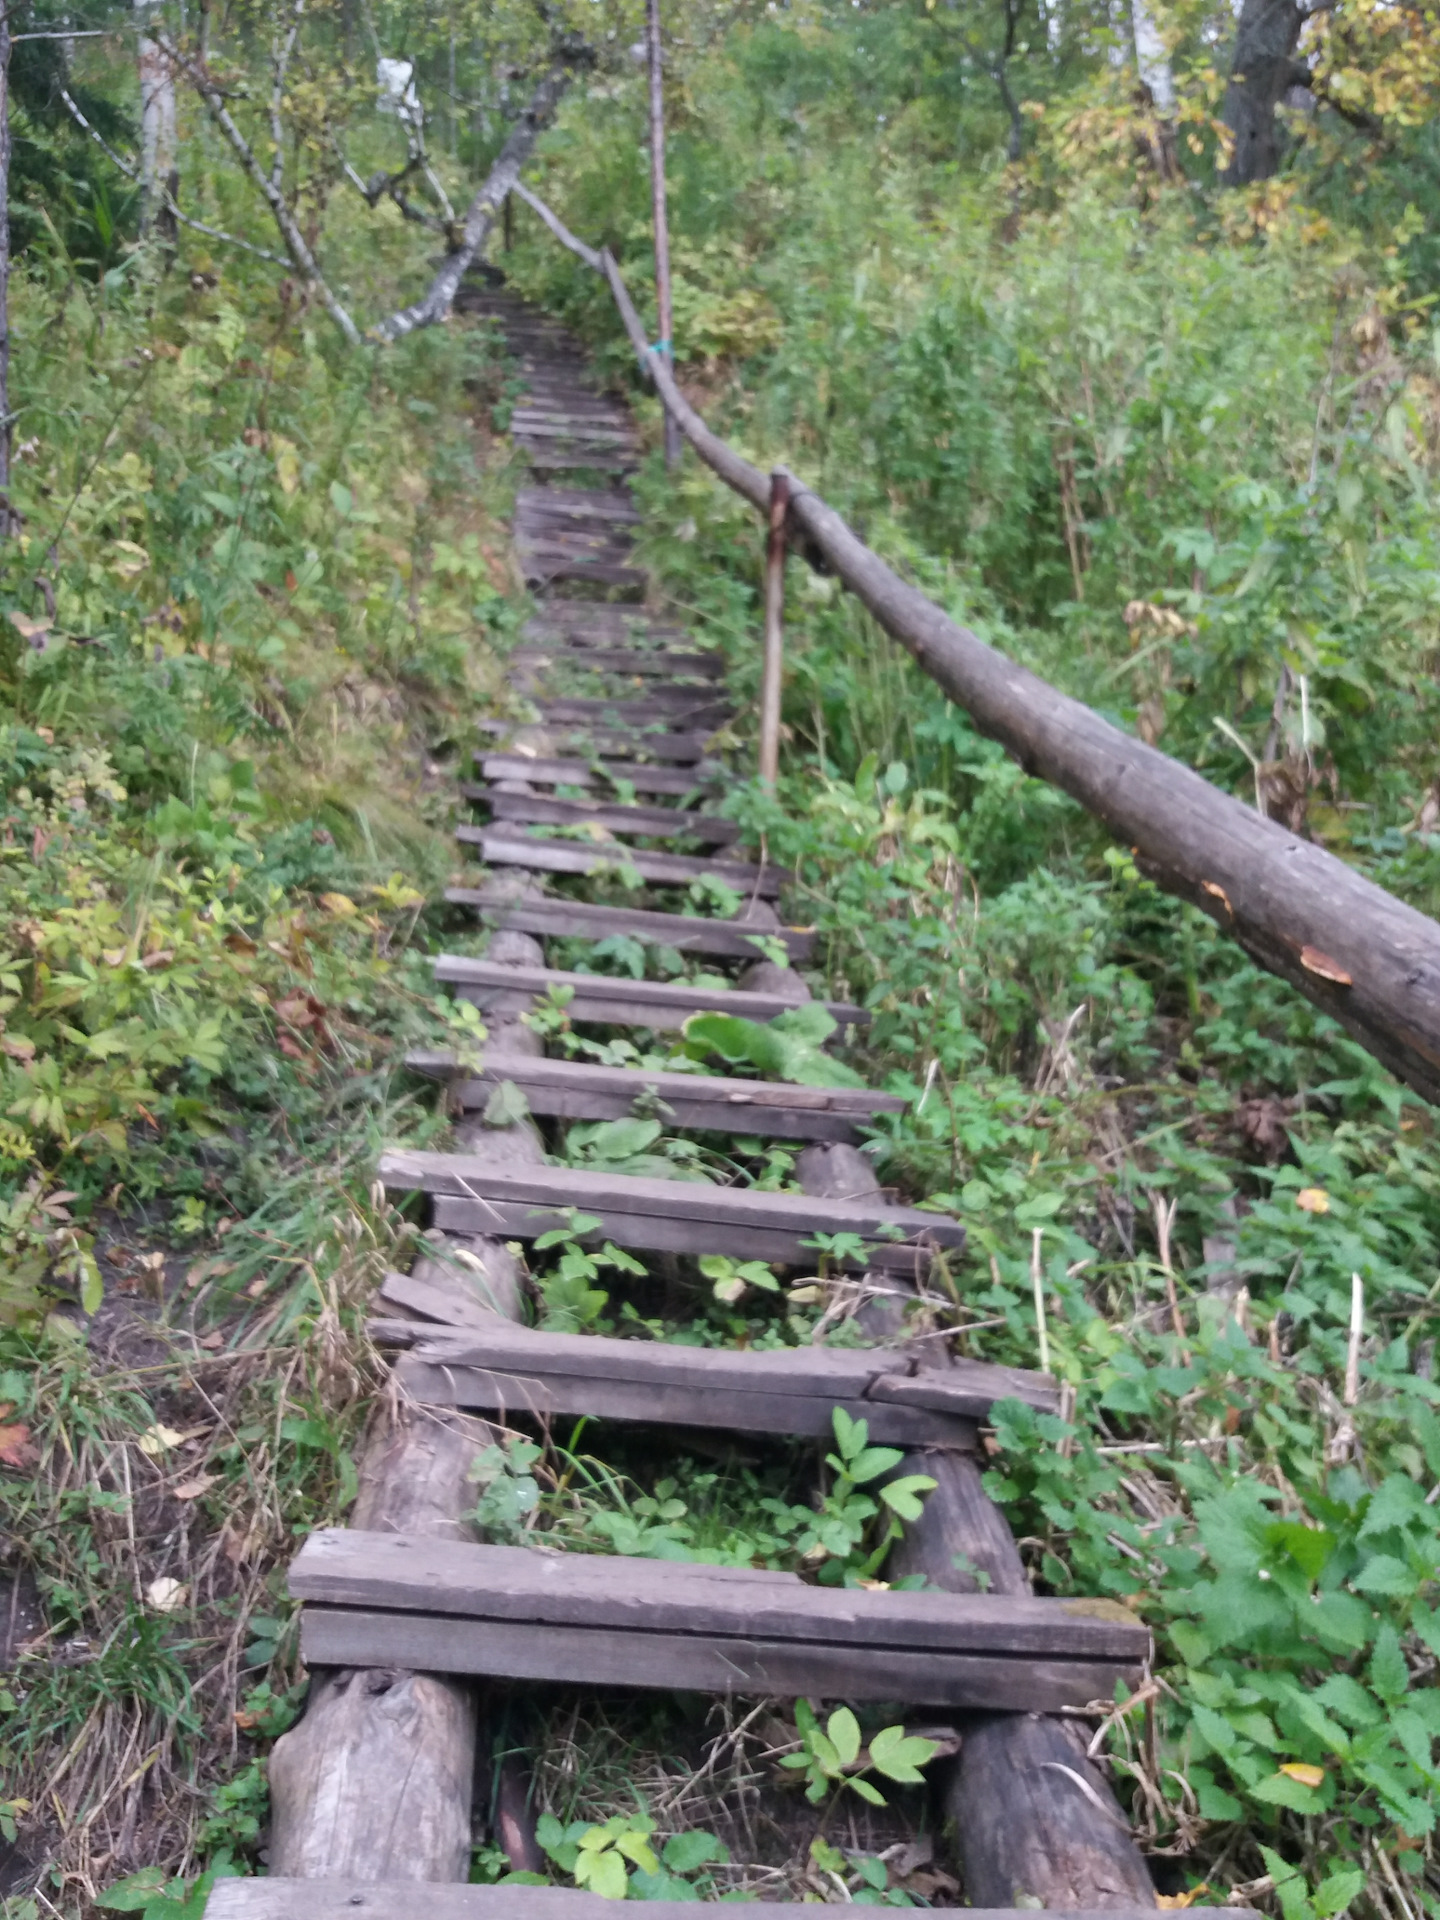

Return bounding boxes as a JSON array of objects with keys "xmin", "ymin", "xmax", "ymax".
[{"xmin": 1, "ymin": 4, "xmax": 1439, "ymax": 1917}]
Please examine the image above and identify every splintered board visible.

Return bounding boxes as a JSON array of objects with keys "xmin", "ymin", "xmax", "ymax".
[
  {"xmin": 403, "ymin": 1047, "xmax": 897, "ymax": 1141},
  {"xmin": 431, "ymin": 955, "xmax": 860, "ymax": 1029},
  {"xmin": 465, "ymin": 787, "xmax": 741, "ymax": 846},
  {"xmin": 442, "ymin": 891, "xmax": 815, "ymax": 961},
  {"xmin": 290, "ymin": 1532, "xmax": 1147, "ymax": 1710},
  {"xmin": 456, "ymin": 827, "xmax": 783, "ymax": 894},
  {"xmin": 376, "ymin": 1151, "xmax": 964, "ymax": 1271},
  {"xmin": 377, "ymin": 1317, "xmax": 1055, "ymax": 1446},
  {"xmin": 207, "ymin": 1884, "xmax": 1229, "ymax": 1920}
]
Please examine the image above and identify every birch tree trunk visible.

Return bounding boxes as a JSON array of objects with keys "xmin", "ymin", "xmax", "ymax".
[{"xmin": 137, "ymin": 3, "xmax": 179, "ymax": 242}]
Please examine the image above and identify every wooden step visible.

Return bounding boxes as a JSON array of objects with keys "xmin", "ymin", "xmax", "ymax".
[
  {"xmin": 476, "ymin": 752, "xmax": 719, "ymax": 796},
  {"xmin": 515, "ymin": 485, "xmax": 640, "ymax": 523},
  {"xmin": 478, "ymin": 726, "xmax": 713, "ymax": 763},
  {"xmin": 458, "ymin": 827, "xmax": 777, "ymax": 890},
  {"xmin": 209, "ymin": 1883, "xmax": 1211, "ymax": 1920},
  {"xmin": 523, "ymin": 604, "xmax": 682, "ymax": 636},
  {"xmin": 405, "ymin": 1045, "xmax": 896, "ymax": 1139},
  {"xmin": 291, "ymin": 1532, "xmax": 1146, "ymax": 1710},
  {"xmin": 519, "ymin": 446, "xmax": 639, "ymax": 475},
  {"xmin": 444, "ymin": 889, "xmax": 816, "ymax": 960},
  {"xmin": 535, "ymin": 695, "xmax": 731, "ymax": 728},
  {"xmin": 378, "ymin": 1152, "xmax": 961, "ymax": 1271},
  {"xmin": 517, "ymin": 556, "xmax": 647, "ymax": 592},
  {"xmin": 377, "ymin": 1317, "xmax": 1055, "ymax": 1444},
  {"xmin": 510, "ymin": 421, "xmax": 640, "ymax": 449},
  {"xmin": 466, "ymin": 787, "xmax": 741, "ymax": 846},
  {"xmin": 511, "ymin": 644, "xmax": 722, "ymax": 679},
  {"xmin": 432, "ymin": 956, "xmax": 848, "ymax": 1027}
]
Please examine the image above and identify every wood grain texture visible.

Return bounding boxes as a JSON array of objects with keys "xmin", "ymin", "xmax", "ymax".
[
  {"xmin": 404, "ymin": 1047, "xmax": 892, "ymax": 1140},
  {"xmin": 457, "ymin": 827, "xmax": 778, "ymax": 893},
  {"xmin": 209, "ymin": 1880, "xmax": 1225, "ymax": 1920},
  {"xmin": 475, "ymin": 753, "xmax": 721, "ymax": 796},
  {"xmin": 290, "ymin": 1531, "xmax": 1145, "ymax": 1660},
  {"xmin": 444, "ymin": 889, "xmax": 813, "ymax": 960},
  {"xmin": 299, "ymin": 1609, "xmax": 1136, "ymax": 1712},
  {"xmin": 431, "ymin": 956, "xmax": 854, "ymax": 1026},
  {"xmin": 509, "ymin": 646, "xmax": 723, "ymax": 679},
  {"xmin": 470, "ymin": 787, "xmax": 741, "ymax": 845}
]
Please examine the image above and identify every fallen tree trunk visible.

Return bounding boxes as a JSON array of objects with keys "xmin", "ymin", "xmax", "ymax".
[
  {"xmin": 378, "ymin": 65, "xmax": 577, "ymax": 343},
  {"xmin": 514, "ymin": 187, "xmax": 1440, "ymax": 1109}
]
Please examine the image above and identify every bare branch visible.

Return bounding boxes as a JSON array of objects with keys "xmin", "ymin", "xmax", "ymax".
[
  {"xmin": 376, "ymin": 60, "xmax": 577, "ymax": 343},
  {"xmin": 269, "ymin": 0, "xmax": 307, "ymax": 192},
  {"xmin": 156, "ymin": 32, "xmax": 362, "ymax": 345},
  {"xmin": 511, "ymin": 180, "xmax": 600, "ymax": 269},
  {"xmin": 57, "ymin": 82, "xmax": 289, "ymax": 266}
]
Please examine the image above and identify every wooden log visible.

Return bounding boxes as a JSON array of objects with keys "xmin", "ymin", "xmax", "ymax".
[
  {"xmin": 456, "ymin": 827, "xmax": 782, "ymax": 894},
  {"xmin": 404, "ymin": 1046, "xmax": 897, "ymax": 1140},
  {"xmin": 795, "ymin": 1145, "xmax": 1156, "ymax": 1910},
  {"xmin": 432, "ymin": 956, "xmax": 844, "ymax": 1027},
  {"xmin": 531, "ymin": 220, "xmax": 1440, "ymax": 1108},
  {"xmin": 209, "ymin": 1882, "xmax": 1227, "ymax": 1920},
  {"xmin": 444, "ymin": 887, "xmax": 814, "ymax": 960}
]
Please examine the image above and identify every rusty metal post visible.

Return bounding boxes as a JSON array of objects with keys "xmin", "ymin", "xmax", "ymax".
[{"xmin": 759, "ymin": 471, "xmax": 789, "ymax": 787}]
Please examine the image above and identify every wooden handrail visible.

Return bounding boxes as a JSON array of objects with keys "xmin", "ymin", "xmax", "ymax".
[{"xmin": 511, "ymin": 187, "xmax": 1440, "ymax": 1108}]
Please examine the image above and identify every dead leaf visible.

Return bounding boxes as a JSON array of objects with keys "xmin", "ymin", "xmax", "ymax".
[
  {"xmin": 171, "ymin": 1475, "xmax": 216, "ymax": 1501},
  {"xmin": 1301, "ymin": 945, "xmax": 1352, "ymax": 986},
  {"xmin": 319, "ymin": 892, "xmax": 357, "ymax": 917},
  {"xmin": 137, "ymin": 1423, "xmax": 187, "ymax": 1456},
  {"xmin": 197, "ymin": 1331, "xmax": 224, "ymax": 1351},
  {"xmin": 1279, "ymin": 1763, "xmax": 1325, "ymax": 1788},
  {"xmin": 1295, "ymin": 1188, "xmax": 1331, "ymax": 1214},
  {"xmin": 0, "ymin": 1419, "xmax": 35, "ymax": 1469},
  {"xmin": 6, "ymin": 611, "xmax": 52, "ymax": 641},
  {"xmin": 2, "ymin": 1035, "xmax": 35, "ymax": 1061},
  {"xmin": 145, "ymin": 1577, "xmax": 188, "ymax": 1613}
]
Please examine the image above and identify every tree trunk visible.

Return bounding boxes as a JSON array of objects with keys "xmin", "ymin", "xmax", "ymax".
[
  {"xmin": 1220, "ymin": 0, "xmax": 1304, "ymax": 184},
  {"xmin": 137, "ymin": 5, "xmax": 179, "ymax": 241}
]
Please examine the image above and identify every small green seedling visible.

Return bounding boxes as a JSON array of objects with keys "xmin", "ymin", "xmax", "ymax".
[
  {"xmin": 780, "ymin": 1700, "xmax": 939, "ymax": 1806},
  {"xmin": 700, "ymin": 1252, "xmax": 781, "ymax": 1302}
]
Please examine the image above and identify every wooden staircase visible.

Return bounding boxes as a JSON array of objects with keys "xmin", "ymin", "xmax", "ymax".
[{"xmin": 231, "ymin": 286, "xmax": 1204, "ymax": 1920}]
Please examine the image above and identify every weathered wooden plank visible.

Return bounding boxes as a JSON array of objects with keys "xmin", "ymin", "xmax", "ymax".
[
  {"xmin": 457, "ymin": 828, "xmax": 782, "ymax": 893},
  {"xmin": 431, "ymin": 956, "xmax": 854, "ymax": 1026},
  {"xmin": 300, "ymin": 1610, "xmax": 1132, "ymax": 1713},
  {"xmin": 378, "ymin": 1152, "xmax": 963, "ymax": 1271},
  {"xmin": 510, "ymin": 421, "xmax": 638, "ymax": 447},
  {"xmin": 404, "ymin": 1047, "xmax": 886, "ymax": 1137},
  {"xmin": 519, "ymin": 446, "xmax": 638, "ymax": 474},
  {"xmin": 535, "ymin": 696, "xmax": 731, "ymax": 728},
  {"xmin": 469, "ymin": 788, "xmax": 741, "ymax": 846},
  {"xmin": 475, "ymin": 753, "xmax": 719, "ymax": 796},
  {"xmin": 509, "ymin": 646, "xmax": 723, "ymax": 679},
  {"xmin": 515, "ymin": 487, "xmax": 640, "ymax": 522},
  {"xmin": 391, "ymin": 1319, "xmax": 1052, "ymax": 1418},
  {"xmin": 290, "ymin": 1532, "xmax": 1144, "ymax": 1659},
  {"xmin": 478, "ymin": 726, "xmax": 713, "ymax": 763},
  {"xmin": 443, "ymin": 891, "xmax": 815, "ymax": 960},
  {"xmin": 208, "ymin": 1882, "xmax": 1222, "ymax": 1920},
  {"xmin": 395, "ymin": 1355, "xmax": 975, "ymax": 1447},
  {"xmin": 518, "ymin": 559, "xmax": 647, "ymax": 591},
  {"xmin": 376, "ymin": 1267, "xmax": 503, "ymax": 1330}
]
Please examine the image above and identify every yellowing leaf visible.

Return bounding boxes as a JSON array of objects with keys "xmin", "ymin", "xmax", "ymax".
[
  {"xmin": 138, "ymin": 1423, "xmax": 186, "ymax": 1456},
  {"xmin": 319, "ymin": 892, "xmax": 357, "ymax": 917},
  {"xmin": 1295, "ymin": 1188, "xmax": 1330, "ymax": 1214},
  {"xmin": 110, "ymin": 540, "xmax": 150, "ymax": 578},
  {"xmin": 273, "ymin": 437, "xmax": 301, "ymax": 495},
  {"xmin": 1279, "ymin": 1763, "xmax": 1325, "ymax": 1788}
]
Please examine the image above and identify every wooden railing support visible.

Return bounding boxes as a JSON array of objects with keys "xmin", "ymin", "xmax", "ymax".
[
  {"xmin": 645, "ymin": 0, "xmax": 681, "ymax": 470},
  {"xmin": 759, "ymin": 470, "xmax": 789, "ymax": 786}
]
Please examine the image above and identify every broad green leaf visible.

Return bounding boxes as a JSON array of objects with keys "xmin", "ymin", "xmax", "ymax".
[
  {"xmin": 878, "ymin": 1473, "xmax": 937, "ymax": 1521},
  {"xmin": 662, "ymin": 1831, "xmax": 728, "ymax": 1873},
  {"xmin": 869, "ymin": 1724, "xmax": 939, "ymax": 1783},
  {"xmin": 615, "ymin": 1832, "xmax": 660, "ymax": 1873},
  {"xmin": 848, "ymin": 1776, "xmax": 887, "ymax": 1806},
  {"xmin": 1312, "ymin": 1871, "xmax": 1366, "ymax": 1919},
  {"xmin": 826, "ymin": 1707, "xmax": 862, "ymax": 1768}
]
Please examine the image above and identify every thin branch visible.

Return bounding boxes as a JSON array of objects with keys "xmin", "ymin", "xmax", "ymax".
[
  {"xmin": 511, "ymin": 180, "xmax": 599, "ymax": 268},
  {"xmin": 269, "ymin": 0, "xmax": 306, "ymax": 192},
  {"xmin": 57, "ymin": 82, "xmax": 289, "ymax": 266},
  {"xmin": 377, "ymin": 59, "xmax": 578, "ymax": 343},
  {"xmin": 155, "ymin": 32, "xmax": 362, "ymax": 344}
]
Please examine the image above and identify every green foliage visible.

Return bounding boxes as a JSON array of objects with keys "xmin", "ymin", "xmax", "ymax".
[
  {"xmin": 531, "ymin": 1211, "xmax": 648, "ymax": 1331},
  {"xmin": 679, "ymin": 1004, "xmax": 866, "ymax": 1088},
  {"xmin": 536, "ymin": 1809, "xmax": 732, "ymax": 1902},
  {"xmin": 778, "ymin": 1701, "xmax": 939, "ymax": 1809}
]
